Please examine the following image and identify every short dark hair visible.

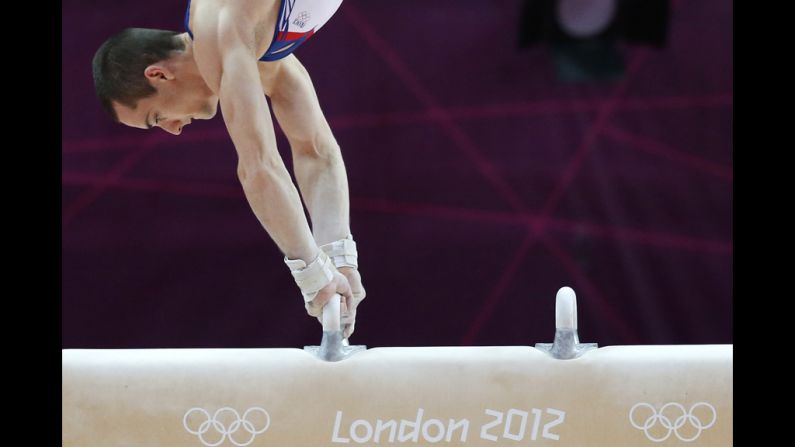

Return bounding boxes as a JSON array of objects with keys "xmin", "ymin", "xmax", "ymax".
[{"xmin": 92, "ymin": 28, "xmax": 185, "ymax": 121}]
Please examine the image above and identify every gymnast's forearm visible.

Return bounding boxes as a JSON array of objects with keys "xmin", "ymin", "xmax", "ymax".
[
  {"xmin": 292, "ymin": 143, "xmax": 351, "ymax": 247},
  {"xmin": 218, "ymin": 48, "xmax": 321, "ymax": 265},
  {"xmin": 238, "ymin": 160, "xmax": 320, "ymax": 263}
]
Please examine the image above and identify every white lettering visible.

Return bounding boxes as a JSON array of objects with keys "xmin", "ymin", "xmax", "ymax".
[
  {"xmin": 351, "ymin": 419, "xmax": 374, "ymax": 443},
  {"xmin": 480, "ymin": 409, "xmax": 503, "ymax": 441},
  {"xmin": 422, "ymin": 419, "xmax": 445, "ymax": 443},
  {"xmin": 398, "ymin": 408, "xmax": 424, "ymax": 442},
  {"xmin": 503, "ymin": 409, "xmax": 528, "ymax": 441},
  {"xmin": 446, "ymin": 418, "xmax": 469, "ymax": 442},
  {"xmin": 332, "ymin": 411, "xmax": 350, "ymax": 443},
  {"xmin": 542, "ymin": 408, "xmax": 566, "ymax": 441},
  {"xmin": 530, "ymin": 408, "xmax": 543, "ymax": 440},
  {"xmin": 374, "ymin": 419, "xmax": 397, "ymax": 443},
  {"xmin": 331, "ymin": 407, "xmax": 564, "ymax": 444}
]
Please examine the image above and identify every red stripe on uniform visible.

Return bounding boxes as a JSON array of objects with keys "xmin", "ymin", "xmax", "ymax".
[{"xmin": 275, "ymin": 29, "xmax": 316, "ymax": 41}]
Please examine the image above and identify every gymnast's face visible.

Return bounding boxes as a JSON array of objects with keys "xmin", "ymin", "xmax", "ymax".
[{"xmin": 113, "ymin": 64, "xmax": 219, "ymax": 135}]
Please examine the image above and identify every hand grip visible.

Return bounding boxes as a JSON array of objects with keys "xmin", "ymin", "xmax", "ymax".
[
  {"xmin": 322, "ymin": 293, "xmax": 342, "ymax": 332},
  {"xmin": 555, "ymin": 286, "xmax": 577, "ymax": 330}
]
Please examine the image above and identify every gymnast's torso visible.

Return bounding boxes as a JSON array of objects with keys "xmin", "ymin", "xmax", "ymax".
[{"xmin": 184, "ymin": 0, "xmax": 343, "ymax": 62}]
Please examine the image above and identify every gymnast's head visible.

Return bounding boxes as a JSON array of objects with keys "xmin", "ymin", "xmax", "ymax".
[{"xmin": 92, "ymin": 28, "xmax": 219, "ymax": 135}]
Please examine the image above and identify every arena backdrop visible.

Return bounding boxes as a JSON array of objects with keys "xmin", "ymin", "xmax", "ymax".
[{"xmin": 62, "ymin": 0, "xmax": 732, "ymax": 349}]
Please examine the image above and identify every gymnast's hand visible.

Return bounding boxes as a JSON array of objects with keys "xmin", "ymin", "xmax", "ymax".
[
  {"xmin": 336, "ymin": 266, "xmax": 366, "ymax": 338},
  {"xmin": 305, "ymin": 269, "xmax": 353, "ymax": 321}
]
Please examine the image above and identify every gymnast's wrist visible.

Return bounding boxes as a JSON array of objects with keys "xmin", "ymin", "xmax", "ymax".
[
  {"xmin": 284, "ymin": 250, "xmax": 337, "ymax": 301},
  {"xmin": 319, "ymin": 234, "xmax": 358, "ymax": 269}
]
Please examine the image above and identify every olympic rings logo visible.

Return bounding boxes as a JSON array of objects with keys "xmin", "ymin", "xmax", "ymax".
[
  {"xmin": 629, "ymin": 402, "xmax": 716, "ymax": 443},
  {"xmin": 183, "ymin": 407, "xmax": 271, "ymax": 446}
]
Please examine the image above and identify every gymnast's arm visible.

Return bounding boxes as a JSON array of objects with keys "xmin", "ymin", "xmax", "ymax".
[
  {"xmin": 213, "ymin": 50, "xmax": 320, "ymax": 266},
  {"xmin": 268, "ymin": 55, "xmax": 350, "ymax": 248},
  {"xmin": 269, "ymin": 55, "xmax": 367, "ymax": 337},
  {"xmin": 194, "ymin": 10, "xmax": 352, "ymax": 314}
]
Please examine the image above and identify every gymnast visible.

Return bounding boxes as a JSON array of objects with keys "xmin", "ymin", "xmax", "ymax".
[{"xmin": 91, "ymin": 0, "xmax": 365, "ymax": 338}]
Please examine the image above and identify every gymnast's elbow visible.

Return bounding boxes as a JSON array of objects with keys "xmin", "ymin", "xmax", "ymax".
[{"xmin": 236, "ymin": 156, "xmax": 286, "ymax": 189}]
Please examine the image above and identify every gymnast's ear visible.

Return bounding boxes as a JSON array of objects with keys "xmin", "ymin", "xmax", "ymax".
[{"xmin": 144, "ymin": 65, "xmax": 175, "ymax": 82}]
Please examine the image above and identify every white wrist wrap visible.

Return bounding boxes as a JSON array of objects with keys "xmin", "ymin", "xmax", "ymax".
[
  {"xmin": 284, "ymin": 251, "xmax": 336, "ymax": 303},
  {"xmin": 319, "ymin": 234, "xmax": 358, "ymax": 269}
]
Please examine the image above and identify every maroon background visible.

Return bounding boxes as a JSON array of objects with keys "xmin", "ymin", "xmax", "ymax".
[{"xmin": 62, "ymin": 0, "xmax": 732, "ymax": 349}]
